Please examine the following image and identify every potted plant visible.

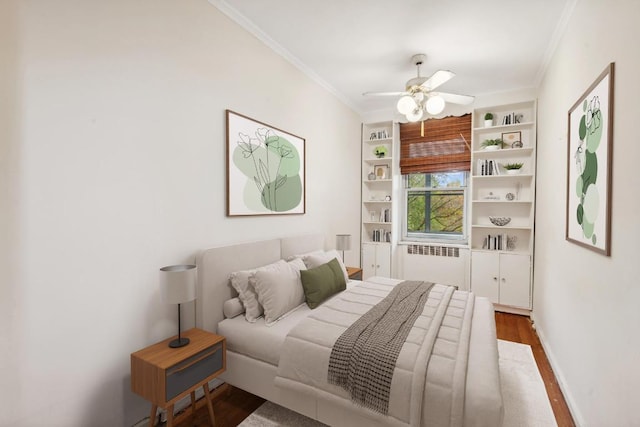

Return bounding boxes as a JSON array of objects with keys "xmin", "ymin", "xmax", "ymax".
[
  {"xmin": 484, "ymin": 112, "xmax": 494, "ymax": 127},
  {"xmin": 480, "ymin": 138, "xmax": 503, "ymax": 151},
  {"xmin": 374, "ymin": 145, "xmax": 388, "ymax": 158},
  {"xmin": 503, "ymin": 162, "xmax": 524, "ymax": 175}
]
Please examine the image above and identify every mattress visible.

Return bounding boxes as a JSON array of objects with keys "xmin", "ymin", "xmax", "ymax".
[{"xmin": 218, "ymin": 280, "xmax": 361, "ymax": 366}]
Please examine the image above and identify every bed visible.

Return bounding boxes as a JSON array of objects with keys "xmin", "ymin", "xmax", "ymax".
[{"xmin": 195, "ymin": 234, "xmax": 503, "ymax": 427}]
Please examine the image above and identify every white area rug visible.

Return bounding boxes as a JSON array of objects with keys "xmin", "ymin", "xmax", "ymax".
[{"xmin": 239, "ymin": 340, "xmax": 557, "ymax": 427}]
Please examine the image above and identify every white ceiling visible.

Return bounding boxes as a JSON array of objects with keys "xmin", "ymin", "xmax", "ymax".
[{"xmin": 211, "ymin": 0, "xmax": 574, "ymax": 115}]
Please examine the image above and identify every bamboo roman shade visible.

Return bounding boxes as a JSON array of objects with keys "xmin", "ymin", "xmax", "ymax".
[{"xmin": 399, "ymin": 114, "xmax": 472, "ymax": 174}]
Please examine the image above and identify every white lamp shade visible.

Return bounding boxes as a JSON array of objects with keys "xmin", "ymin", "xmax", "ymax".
[
  {"xmin": 406, "ymin": 107, "xmax": 424, "ymax": 122},
  {"xmin": 426, "ymin": 95, "xmax": 446, "ymax": 115},
  {"xmin": 160, "ymin": 264, "xmax": 196, "ymax": 304},
  {"xmin": 336, "ymin": 234, "xmax": 352, "ymax": 251},
  {"xmin": 396, "ymin": 95, "xmax": 417, "ymax": 115}
]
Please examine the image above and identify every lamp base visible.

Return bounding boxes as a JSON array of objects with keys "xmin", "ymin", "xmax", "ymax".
[{"xmin": 168, "ymin": 337, "xmax": 190, "ymax": 348}]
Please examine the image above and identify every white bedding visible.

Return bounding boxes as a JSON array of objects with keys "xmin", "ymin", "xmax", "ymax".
[
  {"xmin": 219, "ymin": 280, "xmax": 361, "ymax": 366},
  {"xmin": 274, "ymin": 277, "xmax": 475, "ymax": 427}
]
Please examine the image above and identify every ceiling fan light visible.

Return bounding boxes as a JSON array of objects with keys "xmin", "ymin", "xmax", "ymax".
[
  {"xmin": 426, "ymin": 95, "xmax": 446, "ymax": 115},
  {"xmin": 397, "ymin": 95, "xmax": 417, "ymax": 115},
  {"xmin": 406, "ymin": 107, "xmax": 424, "ymax": 122}
]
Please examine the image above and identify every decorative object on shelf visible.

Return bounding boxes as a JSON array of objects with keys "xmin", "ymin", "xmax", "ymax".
[
  {"xmin": 501, "ymin": 131, "xmax": 522, "ymax": 148},
  {"xmin": 489, "ymin": 216, "xmax": 511, "ymax": 226},
  {"xmin": 368, "ymin": 172, "xmax": 376, "ymax": 180},
  {"xmin": 159, "ymin": 264, "xmax": 197, "ymax": 348},
  {"xmin": 507, "ymin": 235, "xmax": 517, "ymax": 251},
  {"xmin": 511, "ymin": 140, "xmax": 524, "ymax": 148},
  {"xmin": 503, "ymin": 162, "xmax": 524, "ymax": 174},
  {"xmin": 505, "ymin": 192, "xmax": 515, "ymax": 201},
  {"xmin": 374, "ymin": 145, "xmax": 387, "ymax": 158},
  {"xmin": 484, "ymin": 112, "xmax": 493, "ymax": 127},
  {"xmin": 370, "ymin": 129, "xmax": 389, "ymax": 140},
  {"xmin": 370, "ymin": 211, "xmax": 377, "ymax": 221},
  {"xmin": 566, "ymin": 62, "xmax": 614, "ymax": 256},
  {"xmin": 481, "ymin": 138, "xmax": 503, "ymax": 150},
  {"xmin": 226, "ymin": 110, "xmax": 305, "ymax": 216},
  {"xmin": 384, "ymin": 195, "xmax": 392, "ymax": 201},
  {"xmin": 483, "ymin": 192, "xmax": 500, "ymax": 200},
  {"xmin": 374, "ymin": 164, "xmax": 389, "ymax": 179},
  {"xmin": 335, "ymin": 234, "xmax": 352, "ymax": 262}
]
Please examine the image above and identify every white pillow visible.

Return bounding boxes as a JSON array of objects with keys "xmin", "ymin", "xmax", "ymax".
[
  {"xmin": 229, "ymin": 269, "xmax": 263, "ymax": 323},
  {"xmin": 284, "ymin": 249, "xmax": 323, "ymax": 262},
  {"xmin": 223, "ymin": 297, "xmax": 245, "ymax": 319},
  {"xmin": 251, "ymin": 258, "xmax": 306, "ymax": 326},
  {"xmin": 302, "ymin": 250, "xmax": 349, "ymax": 283}
]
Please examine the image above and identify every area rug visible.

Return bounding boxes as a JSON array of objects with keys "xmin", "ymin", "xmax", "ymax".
[{"xmin": 239, "ymin": 339, "xmax": 557, "ymax": 427}]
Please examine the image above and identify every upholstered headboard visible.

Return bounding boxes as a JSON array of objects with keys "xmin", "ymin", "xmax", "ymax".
[{"xmin": 195, "ymin": 234, "xmax": 325, "ymax": 333}]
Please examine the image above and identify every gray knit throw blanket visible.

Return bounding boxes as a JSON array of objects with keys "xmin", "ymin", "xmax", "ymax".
[{"xmin": 327, "ymin": 280, "xmax": 435, "ymax": 414}]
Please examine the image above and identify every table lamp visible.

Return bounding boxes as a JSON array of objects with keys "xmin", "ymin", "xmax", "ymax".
[
  {"xmin": 160, "ymin": 264, "xmax": 196, "ymax": 348},
  {"xmin": 335, "ymin": 234, "xmax": 352, "ymax": 262}
]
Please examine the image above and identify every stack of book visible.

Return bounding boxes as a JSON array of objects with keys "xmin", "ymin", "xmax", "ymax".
[
  {"xmin": 477, "ymin": 159, "xmax": 502, "ymax": 176},
  {"xmin": 483, "ymin": 233, "xmax": 509, "ymax": 251},
  {"xmin": 372, "ymin": 229, "xmax": 391, "ymax": 242}
]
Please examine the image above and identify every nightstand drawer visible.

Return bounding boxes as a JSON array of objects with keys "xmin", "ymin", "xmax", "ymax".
[{"xmin": 165, "ymin": 343, "xmax": 223, "ymax": 401}]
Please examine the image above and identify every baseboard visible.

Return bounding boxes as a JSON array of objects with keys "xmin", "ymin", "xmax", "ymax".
[
  {"xmin": 494, "ymin": 304, "xmax": 531, "ymax": 316},
  {"xmin": 530, "ymin": 312, "xmax": 584, "ymax": 427}
]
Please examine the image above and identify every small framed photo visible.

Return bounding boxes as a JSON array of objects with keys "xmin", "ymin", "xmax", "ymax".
[
  {"xmin": 501, "ymin": 131, "xmax": 522, "ymax": 147},
  {"xmin": 374, "ymin": 164, "xmax": 389, "ymax": 180}
]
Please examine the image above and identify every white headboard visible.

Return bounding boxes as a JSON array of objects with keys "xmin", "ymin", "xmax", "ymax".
[{"xmin": 195, "ymin": 234, "xmax": 325, "ymax": 332}]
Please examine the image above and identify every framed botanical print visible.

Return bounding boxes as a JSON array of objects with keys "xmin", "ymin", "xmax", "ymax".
[
  {"xmin": 565, "ymin": 63, "xmax": 614, "ymax": 255},
  {"xmin": 226, "ymin": 110, "xmax": 305, "ymax": 216}
]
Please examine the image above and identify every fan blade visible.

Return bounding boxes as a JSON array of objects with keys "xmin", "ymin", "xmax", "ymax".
[
  {"xmin": 420, "ymin": 70, "xmax": 455, "ymax": 91},
  {"xmin": 362, "ymin": 91, "xmax": 408, "ymax": 97},
  {"xmin": 434, "ymin": 91, "xmax": 475, "ymax": 105}
]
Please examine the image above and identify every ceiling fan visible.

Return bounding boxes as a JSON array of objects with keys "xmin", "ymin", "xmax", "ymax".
[{"xmin": 363, "ymin": 53, "xmax": 474, "ymax": 122}]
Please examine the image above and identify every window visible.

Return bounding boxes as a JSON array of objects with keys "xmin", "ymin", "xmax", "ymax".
[{"xmin": 404, "ymin": 171, "xmax": 468, "ymax": 242}]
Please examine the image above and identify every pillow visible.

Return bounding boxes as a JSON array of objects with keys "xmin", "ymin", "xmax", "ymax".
[
  {"xmin": 284, "ymin": 249, "xmax": 323, "ymax": 262},
  {"xmin": 302, "ymin": 249, "xmax": 349, "ymax": 283},
  {"xmin": 223, "ymin": 297, "xmax": 245, "ymax": 319},
  {"xmin": 229, "ymin": 269, "xmax": 263, "ymax": 322},
  {"xmin": 300, "ymin": 258, "xmax": 346, "ymax": 309},
  {"xmin": 251, "ymin": 258, "xmax": 307, "ymax": 325}
]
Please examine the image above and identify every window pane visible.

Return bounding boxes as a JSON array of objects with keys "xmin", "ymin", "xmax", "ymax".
[{"xmin": 404, "ymin": 171, "xmax": 467, "ymax": 240}]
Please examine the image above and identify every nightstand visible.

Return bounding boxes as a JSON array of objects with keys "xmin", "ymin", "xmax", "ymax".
[
  {"xmin": 131, "ymin": 328, "xmax": 226, "ymax": 427},
  {"xmin": 346, "ymin": 266, "xmax": 363, "ymax": 280}
]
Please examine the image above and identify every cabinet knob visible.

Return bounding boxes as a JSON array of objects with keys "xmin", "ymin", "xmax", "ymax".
[
  {"xmin": 493, "ymin": 277, "xmax": 498, "ymax": 281},
  {"xmin": 501, "ymin": 278, "xmax": 506, "ymax": 282}
]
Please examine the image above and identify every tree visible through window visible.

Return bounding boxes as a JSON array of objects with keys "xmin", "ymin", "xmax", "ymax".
[{"xmin": 405, "ymin": 172, "xmax": 467, "ymax": 239}]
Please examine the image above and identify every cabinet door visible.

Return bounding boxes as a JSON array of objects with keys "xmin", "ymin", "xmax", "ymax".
[
  {"xmin": 362, "ymin": 243, "xmax": 377, "ymax": 280},
  {"xmin": 499, "ymin": 253, "xmax": 531, "ymax": 308},
  {"xmin": 470, "ymin": 251, "xmax": 500, "ymax": 303},
  {"xmin": 375, "ymin": 243, "xmax": 391, "ymax": 278}
]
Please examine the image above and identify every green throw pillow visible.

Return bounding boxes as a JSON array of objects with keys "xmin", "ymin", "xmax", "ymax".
[{"xmin": 300, "ymin": 258, "xmax": 347, "ymax": 309}]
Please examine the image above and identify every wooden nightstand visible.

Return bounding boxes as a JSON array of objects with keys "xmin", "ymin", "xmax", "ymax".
[
  {"xmin": 346, "ymin": 266, "xmax": 363, "ymax": 280},
  {"xmin": 131, "ymin": 328, "xmax": 226, "ymax": 427}
]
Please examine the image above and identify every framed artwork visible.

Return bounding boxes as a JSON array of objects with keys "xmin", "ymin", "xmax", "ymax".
[
  {"xmin": 501, "ymin": 131, "xmax": 522, "ymax": 148},
  {"xmin": 565, "ymin": 63, "xmax": 614, "ymax": 255},
  {"xmin": 374, "ymin": 164, "xmax": 389, "ymax": 180},
  {"xmin": 226, "ymin": 110, "xmax": 305, "ymax": 216}
]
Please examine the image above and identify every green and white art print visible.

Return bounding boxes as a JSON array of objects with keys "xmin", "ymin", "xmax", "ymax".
[
  {"xmin": 566, "ymin": 63, "xmax": 614, "ymax": 256},
  {"xmin": 226, "ymin": 110, "xmax": 305, "ymax": 216}
]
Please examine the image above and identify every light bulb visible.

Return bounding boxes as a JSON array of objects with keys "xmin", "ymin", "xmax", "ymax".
[
  {"xmin": 397, "ymin": 95, "xmax": 417, "ymax": 115},
  {"xmin": 406, "ymin": 107, "xmax": 423, "ymax": 122},
  {"xmin": 426, "ymin": 95, "xmax": 445, "ymax": 115}
]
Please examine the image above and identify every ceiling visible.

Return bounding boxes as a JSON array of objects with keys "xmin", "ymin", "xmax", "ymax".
[{"xmin": 212, "ymin": 0, "xmax": 574, "ymax": 116}]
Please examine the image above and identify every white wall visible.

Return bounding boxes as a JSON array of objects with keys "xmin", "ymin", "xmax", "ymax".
[
  {"xmin": 0, "ymin": 1, "xmax": 361, "ymax": 425},
  {"xmin": 534, "ymin": 0, "xmax": 640, "ymax": 425}
]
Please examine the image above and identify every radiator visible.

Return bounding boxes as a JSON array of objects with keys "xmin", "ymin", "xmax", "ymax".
[{"xmin": 399, "ymin": 244, "xmax": 469, "ymax": 290}]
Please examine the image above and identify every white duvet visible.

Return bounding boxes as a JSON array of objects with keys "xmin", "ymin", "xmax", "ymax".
[{"xmin": 274, "ymin": 277, "xmax": 475, "ymax": 427}]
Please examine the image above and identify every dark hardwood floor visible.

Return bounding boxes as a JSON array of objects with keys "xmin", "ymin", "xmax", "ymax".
[{"xmin": 174, "ymin": 312, "xmax": 574, "ymax": 427}]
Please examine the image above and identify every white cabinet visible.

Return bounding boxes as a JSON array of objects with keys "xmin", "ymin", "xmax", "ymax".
[
  {"xmin": 470, "ymin": 100, "xmax": 536, "ymax": 312},
  {"xmin": 361, "ymin": 121, "xmax": 396, "ymax": 278},
  {"xmin": 362, "ymin": 242, "xmax": 391, "ymax": 280},
  {"xmin": 471, "ymin": 251, "xmax": 531, "ymax": 309}
]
